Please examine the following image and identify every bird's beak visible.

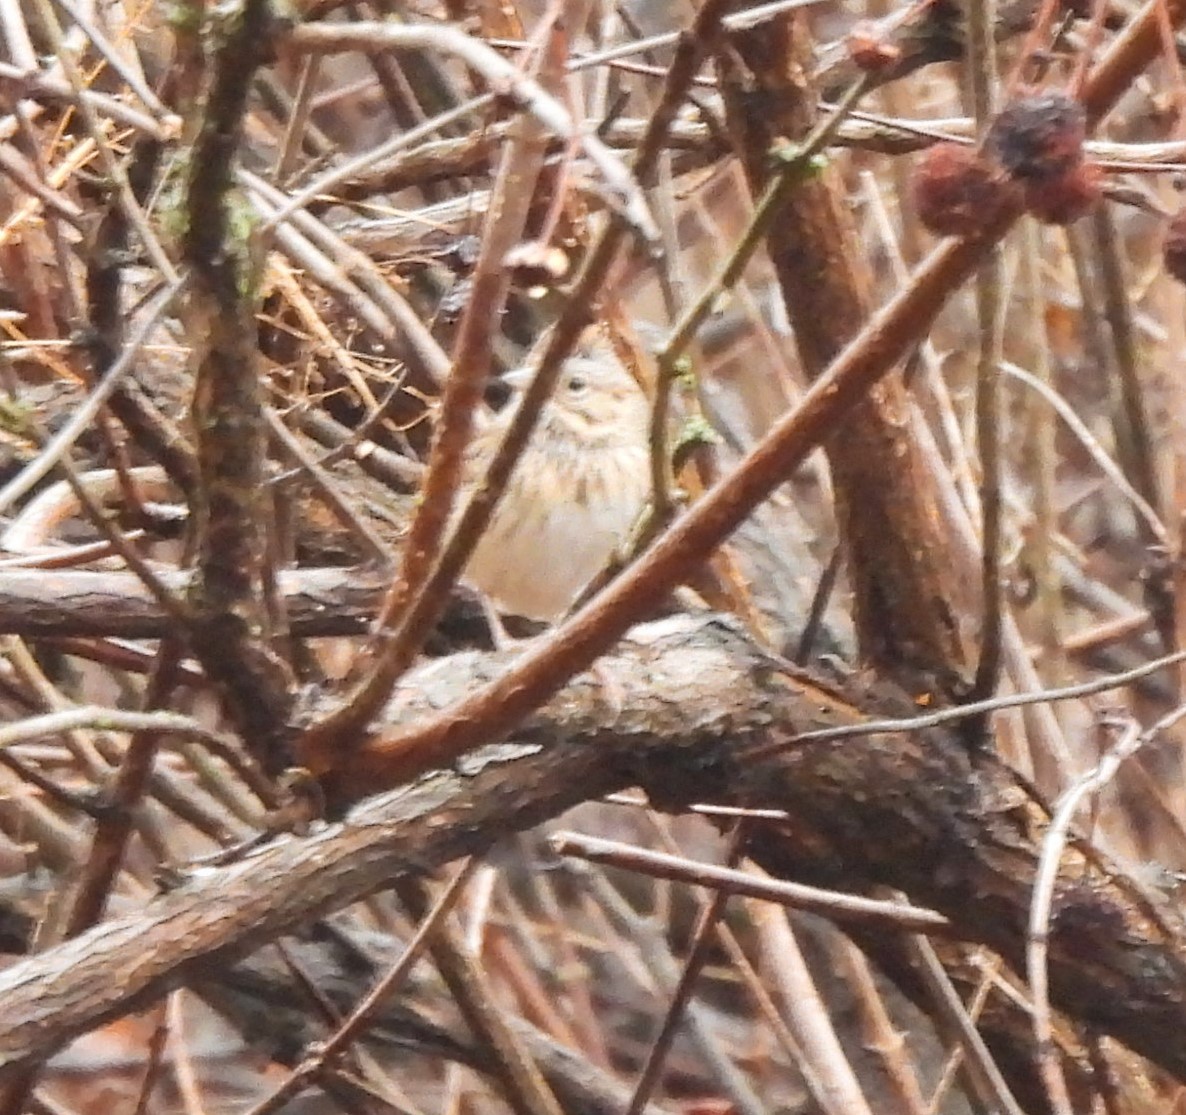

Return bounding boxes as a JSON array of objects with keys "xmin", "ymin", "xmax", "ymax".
[{"xmin": 502, "ymin": 366, "xmax": 534, "ymax": 390}]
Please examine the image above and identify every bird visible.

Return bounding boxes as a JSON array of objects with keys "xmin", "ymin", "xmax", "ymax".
[
  {"xmin": 460, "ymin": 347, "xmax": 652, "ymax": 624},
  {"xmin": 0, "ymin": 347, "xmax": 654, "ymax": 630}
]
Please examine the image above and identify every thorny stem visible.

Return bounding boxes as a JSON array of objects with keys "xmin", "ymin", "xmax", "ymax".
[
  {"xmin": 181, "ymin": 0, "xmax": 296, "ymax": 773},
  {"xmin": 967, "ymin": 0, "xmax": 1006, "ymax": 708},
  {"xmin": 646, "ymin": 74, "xmax": 873, "ymax": 528}
]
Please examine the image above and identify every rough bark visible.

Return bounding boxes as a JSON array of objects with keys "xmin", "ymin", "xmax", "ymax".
[
  {"xmin": 719, "ymin": 8, "xmax": 972, "ymax": 687},
  {"xmin": 0, "ymin": 616, "xmax": 1183, "ymax": 1089}
]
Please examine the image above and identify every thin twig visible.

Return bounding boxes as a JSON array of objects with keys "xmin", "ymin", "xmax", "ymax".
[
  {"xmin": 909, "ymin": 935, "xmax": 1026, "ymax": 1115},
  {"xmin": 287, "ymin": 21, "xmax": 659, "ymax": 247},
  {"xmin": 550, "ymin": 832, "xmax": 951, "ymax": 934},
  {"xmin": 243, "ymin": 860, "xmax": 478, "ymax": 1115},
  {"xmin": 0, "ymin": 279, "xmax": 185, "ymax": 515},
  {"xmin": 1027, "ymin": 701, "xmax": 1186, "ymax": 1115},
  {"xmin": 769, "ymin": 646, "xmax": 1186, "ymax": 751}
]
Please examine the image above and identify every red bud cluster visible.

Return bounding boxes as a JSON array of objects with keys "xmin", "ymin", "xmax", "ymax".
[
  {"xmin": 912, "ymin": 91, "xmax": 1100, "ymax": 236},
  {"xmin": 984, "ymin": 91, "xmax": 1099, "ymax": 225},
  {"xmin": 912, "ymin": 143, "xmax": 1017, "ymax": 238}
]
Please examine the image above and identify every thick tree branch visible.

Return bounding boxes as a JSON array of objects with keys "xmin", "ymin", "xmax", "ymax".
[
  {"xmin": 719, "ymin": 10, "xmax": 971, "ymax": 685},
  {"xmin": 0, "ymin": 616, "xmax": 1185, "ymax": 1086}
]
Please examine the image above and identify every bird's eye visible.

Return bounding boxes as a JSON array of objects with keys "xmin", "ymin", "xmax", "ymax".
[{"xmin": 567, "ymin": 375, "xmax": 588, "ymax": 394}]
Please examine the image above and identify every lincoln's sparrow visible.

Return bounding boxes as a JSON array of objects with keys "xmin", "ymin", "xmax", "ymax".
[
  {"xmin": 0, "ymin": 349, "xmax": 653, "ymax": 629},
  {"xmin": 460, "ymin": 350, "xmax": 651, "ymax": 622}
]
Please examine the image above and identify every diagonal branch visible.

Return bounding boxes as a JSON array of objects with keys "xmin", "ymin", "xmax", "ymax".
[
  {"xmin": 300, "ymin": 0, "xmax": 1186, "ymax": 798},
  {"xmin": 1, "ymin": 616, "xmax": 1186, "ymax": 1087}
]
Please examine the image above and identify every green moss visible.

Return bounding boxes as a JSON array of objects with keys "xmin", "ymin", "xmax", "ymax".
[
  {"xmin": 225, "ymin": 189, "xmax": 263, "ymax": 301},
  {"xmin": 156, "ymin": 155, "xmax": 191, "ymax": 242},
  {"xmin": 675, "ymin": 413, "xmax": 720, "ymax": 453},
  {"xmin": 768, "ymin": 139, "xmax": 826, "ymax": 181},
  {"xmin": 164, "ymin": 0, "xmax": 204, "ymax": 34},
  {"xmin": 0, "ymin": 395, "xmax": 34, "ymax": 436},
  {"xmin": 207, "ymin": 0, "xmax": 245, "ymax": 45}
]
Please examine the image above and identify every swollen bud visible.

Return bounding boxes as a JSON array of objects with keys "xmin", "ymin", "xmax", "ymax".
[
  {"xmin": 912, "ymin": 142, "xmax": 1016, "ymax": 238},
  {"xmin": 986, "ymin": 92, "xmax": 1087, "ymax": 184}
]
